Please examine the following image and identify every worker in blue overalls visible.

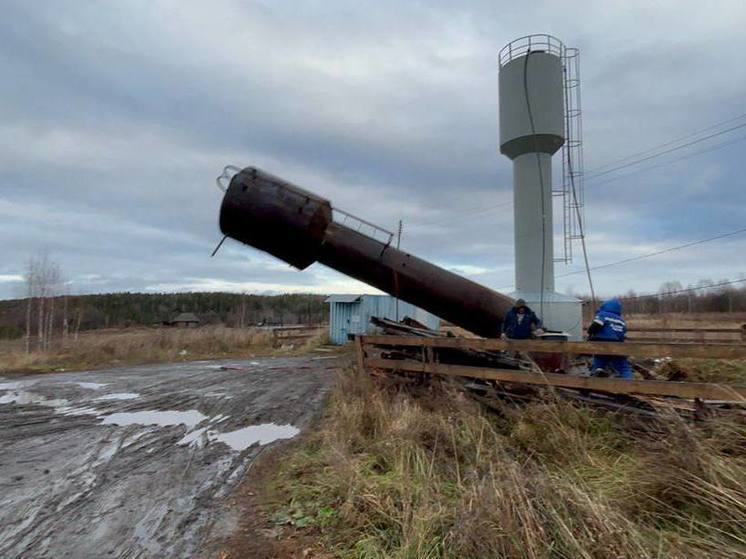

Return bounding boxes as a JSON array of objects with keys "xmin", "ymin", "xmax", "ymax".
[
  {"xmin": 587, "ymin": 298, "xmax": 632, "ymax": 379},
  {"xmin": 502, "ymin": 299, "xmax": 543, "ymax": 339}
]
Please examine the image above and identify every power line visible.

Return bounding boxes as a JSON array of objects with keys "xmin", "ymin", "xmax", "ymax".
[
  {"xmin": 587, "ymin": 111, "xmax": 746, "ymax": 175},
  {"xmin": 411, "ymin": 199, "xmax": 513, "ymax": 228},
  {"xmin": 412, "ymin": 115, "xmax": 746, "ymax": 230},
  {"xmin": 620, "ymin": 277, "xmax": 746, "ymax": 301},
  {"xmin": 557, "ymin": 225, "xmax": 746, "ymax": 279},
  {"xmin": 585, "ymin": 121, "xmax": 746, "ymax": 181},
  {"xmin": 583, "ymin": 133, "xmax": 746, "ymax": 189},
  {"xmin": 414, "ymin": 113, "xmax": 746, "ymax": 232},
  {"xmin": 562, "ymin": 62, "xmax": 595, "ymax": 305},
  {"xmin": 495, "ymin": 225, "xmax": 746, "ymax": 292}
]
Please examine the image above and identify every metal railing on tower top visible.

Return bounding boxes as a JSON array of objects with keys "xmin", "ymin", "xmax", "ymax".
[{"xmin": 498, "ymin": 34, "xmax": 565, "ymax": 67}]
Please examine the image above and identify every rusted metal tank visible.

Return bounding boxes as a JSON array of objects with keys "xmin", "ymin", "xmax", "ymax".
[{"xmin": 219, "ymin": 166, "xmax": 514, "ymax": 337}]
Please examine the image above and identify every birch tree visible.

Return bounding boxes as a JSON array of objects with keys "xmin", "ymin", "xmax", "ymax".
[{"xmin": 24, "ymin": 253, "xmax": 63, "ymax": 352}]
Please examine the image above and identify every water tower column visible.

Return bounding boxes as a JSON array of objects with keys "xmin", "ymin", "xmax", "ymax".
[{"xmin": 513, "ymin": 151, "xmax": 554, "ymax": 294}]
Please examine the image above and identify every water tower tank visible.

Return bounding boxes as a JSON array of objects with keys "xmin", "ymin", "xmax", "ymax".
[{"xmin": 499, "ymin": 43, "xmax": 565, "ymax": 159}]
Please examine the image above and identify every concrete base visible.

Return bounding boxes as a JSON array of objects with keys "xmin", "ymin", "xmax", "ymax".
[{"xmin": 508, "ymin": 291, "xmax": 583, "ymax": 340}]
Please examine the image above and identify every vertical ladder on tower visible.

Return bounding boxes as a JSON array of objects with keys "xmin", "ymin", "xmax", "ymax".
[{"xmin": 554, "ymin": 47, "xmax": 585, "ymax": 264}]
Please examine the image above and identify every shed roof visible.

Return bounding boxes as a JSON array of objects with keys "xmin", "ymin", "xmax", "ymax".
[
  {"xmin": 173, "ymin": 312, "xmax": 200, "ymax": 323},
  {"xmin": 325, "ymin": 294, "xmax": 362, "ymax": 304}
]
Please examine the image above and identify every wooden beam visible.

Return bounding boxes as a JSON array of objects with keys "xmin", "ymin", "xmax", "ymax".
[
  {"xmin": 628, "ymin": 326, "xmax": 744, "ymax": 334},
  {"xmin": 365, "ymin": 358, "xmax": 746, "ymax": 401},
  {"xmin": 361, "ymin": 335, "xmax": 746, "ymax": 359}
]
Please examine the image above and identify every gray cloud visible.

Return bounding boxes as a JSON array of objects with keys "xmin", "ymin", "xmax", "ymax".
[{"xmin": 1, "ymin": 0, "xmax": 746, "ymax": 301}]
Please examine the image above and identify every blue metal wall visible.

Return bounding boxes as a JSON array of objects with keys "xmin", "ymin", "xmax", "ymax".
[{"xmin": 327, "ymin": 295, "xmax": 440, "ymax": 345}]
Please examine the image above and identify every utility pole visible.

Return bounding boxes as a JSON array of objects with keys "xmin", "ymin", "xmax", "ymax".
[{"xmin": 395, "ymin": 220, "xmax": 403, "ymax": 321}]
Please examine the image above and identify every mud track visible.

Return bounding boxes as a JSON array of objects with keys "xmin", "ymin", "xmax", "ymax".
[{"xmin": 0, "ymin": 355, "xmax": 342, "ymax": 558}]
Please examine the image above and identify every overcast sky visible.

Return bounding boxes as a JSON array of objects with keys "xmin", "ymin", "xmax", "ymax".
[{"xmin": 1, "ymin": 0, "xmax": 745, "ymax": 301}]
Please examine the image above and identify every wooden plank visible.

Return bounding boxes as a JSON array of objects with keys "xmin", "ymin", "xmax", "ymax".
[
  {"xmin": 365, "ymin": 358, "xmax": 746, "ymax": 401},
  {"xmin": 361, "ymin": 335, "xmax": 746, "ymax": 359},
  {"xmin": 627, "ymin": 326, "xmax": 744, "ymax": 333}
]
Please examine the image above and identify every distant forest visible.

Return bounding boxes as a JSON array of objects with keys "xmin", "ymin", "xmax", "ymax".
[{"xmin": 0, "ymin": 292, "xmax": 328, "ymax": 340}]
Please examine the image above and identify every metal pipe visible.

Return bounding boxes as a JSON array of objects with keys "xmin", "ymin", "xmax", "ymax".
[{"xmin": 219, "ymin": 167, "xmax": 514, "ymax": 337}]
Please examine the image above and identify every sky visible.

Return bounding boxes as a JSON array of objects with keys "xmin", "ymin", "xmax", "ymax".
[{"xmin": 1, "ymin": 0, "xmax": 746, "ymax": 301}]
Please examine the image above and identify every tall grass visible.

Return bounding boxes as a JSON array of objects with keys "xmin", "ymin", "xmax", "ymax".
[
  {"xmin": 267, "ymin": 369, "xmax": 746, "ymax": 558},
  {"xmin": 0, "ymin": 326, "xmax": 282, "ymax": 373}
]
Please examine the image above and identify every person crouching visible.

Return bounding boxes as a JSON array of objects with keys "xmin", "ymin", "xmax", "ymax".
[
  {"xmin": 587, "ymin": 298, "xmax": 632, "ymax": 379},
  {"xmin": 502, "ymin": 299, "xmax": 543, "ymax": 340}
]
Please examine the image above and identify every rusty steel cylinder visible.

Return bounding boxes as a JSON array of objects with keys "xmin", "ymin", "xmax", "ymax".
[{"xmin": 219, "ymin": 167, "xmax": 514, "ymax": 337}]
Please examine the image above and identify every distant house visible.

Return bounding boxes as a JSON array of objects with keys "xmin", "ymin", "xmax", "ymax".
[{"xmin": 171, "ymin": 312, "xmax": 200, "ymax": 328}]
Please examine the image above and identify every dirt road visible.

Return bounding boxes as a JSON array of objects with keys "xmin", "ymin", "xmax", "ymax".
[{"xmin": 0, "ymin": 355, "xmax": 342, "ymax": 558}]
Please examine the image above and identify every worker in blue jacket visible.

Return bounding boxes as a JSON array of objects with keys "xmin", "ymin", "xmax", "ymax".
[
  {"xmin": 502, "ymin": 299, "xmax": 543, "ymax": 339},
  {"xmin": 587, "ymin": 298, "xmax": 632, "ymax": 379}
]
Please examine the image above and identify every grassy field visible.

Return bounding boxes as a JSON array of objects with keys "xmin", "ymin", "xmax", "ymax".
[
  {"xmin": 253, "ymin": 367, "xmax": 746, "ymax": 559},
  {"xmin": 0, "ymin": 326, "xmax": 326, "ymax": 375}
]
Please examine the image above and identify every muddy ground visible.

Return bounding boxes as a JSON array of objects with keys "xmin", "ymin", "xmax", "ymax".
[{"xmin": 0, "ymin": 354, "xmax": 344, "ymax": 558}]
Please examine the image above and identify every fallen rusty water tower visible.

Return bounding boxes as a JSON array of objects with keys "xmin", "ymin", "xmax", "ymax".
[
  {"xmin": 217, "ymin": 167, "xmax": 514, "ymax": 338},
  {"xmin": 498, "ymin": 34, "xmax": 584, "ymax": 339}
]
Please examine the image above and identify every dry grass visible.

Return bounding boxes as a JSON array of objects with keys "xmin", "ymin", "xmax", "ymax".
[
  {"xmin": 265, "ymin": 369, "xmax": 746, "ymax": 558},
  {"xmin": 668, "ymin": 358, "xmax": 746, "ymax": 384},
  {"xmin": 0, "ymin": 326, "xmax": 327, "ymax": 374},
  {"xmin": 627, "ymin": 312, "xmax": 746, "ymax": 330}
]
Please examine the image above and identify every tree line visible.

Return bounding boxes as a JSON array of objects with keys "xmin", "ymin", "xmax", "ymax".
[
  {"xmin": 0, "ymin": 257, "xmax": 328, "ymax": 346},
  {"xmin": 616, "ymin": 279, "xmax": 746, "ymax": 315},
  {"xmin": 578, "ymin": 278, "xmax": 746, "ymax": 315}
]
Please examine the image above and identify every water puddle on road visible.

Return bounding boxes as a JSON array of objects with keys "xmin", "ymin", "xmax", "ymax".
[
  {"xmin": 211, "ymin": 423, "xmax": 300, "ymax": 451},
  {"xmin": 0, "ymin": 381, "xmax": 35, "ymax": 390},
  {"xmin": 0, "ymin": 390, "xmax": 103, "ymax": 418},
  {"xmin": 0, "ymin": 390, "xmax": 68, "ymax": 407},
  {"xmin": 72, "ymin": 382, "xmax": 108, "ymax": 390},
  {"xmin": 101, "ymin": 409, "xmax": 208, "ymax": 428},
  {"xmin": 178, "ymin": 422, "xmax": 300, "ymax": 451}
]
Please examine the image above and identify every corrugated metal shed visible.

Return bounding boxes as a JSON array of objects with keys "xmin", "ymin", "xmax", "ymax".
[{"xmin": 326, "ymin": 294, "xmax": 440, "ymax": 345}]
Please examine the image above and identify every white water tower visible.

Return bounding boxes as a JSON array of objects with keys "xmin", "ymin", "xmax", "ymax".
[{"xmin": 498, "ymin": 34, "xmax": 583, "ymax": 339}]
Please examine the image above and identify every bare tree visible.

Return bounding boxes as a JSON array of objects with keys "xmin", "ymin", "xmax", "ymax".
[
  {"xmin": 62, "ymin": 289, "xmax": 69, "ymax": 346},
  {"xmin": 23, "ymin": 253, "xmax": 63, "ymax": 352},
  {"xmin": 24, "ymin": 259, "xmax": 34, "ymax": 354}
]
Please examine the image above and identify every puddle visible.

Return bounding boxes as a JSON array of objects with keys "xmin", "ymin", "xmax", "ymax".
[
  {"xmin": 212, "ymin": 423, "xmax": 299, "ymax": 451},
  {"xmin": 0, "ymin": 381, "xmax": 35, "ymax": 390},
  {"xmin": 207, "ymin": 423, "xmax": 300, "ymax": 451},
  {"xmin": 101, "ymin": 410, "xmax": 208, "ymax": 428},
  {"xmin": 95, "ymin": 393, "xmax": 140, "ymax": 401},
  {"xmin": 0, "ymin": 390, "xmax": 102, "ymax": 417},
  {"xmin": 73, "ymin": 382, "xmax": 108, "ymax": 390},
  {"xmin": 178, "ymin": 422, "xmax": 300, "ymax": 451},
  {"xmin": 0, "ymin": 390, "xmax": 68, "ymax": 407}
]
